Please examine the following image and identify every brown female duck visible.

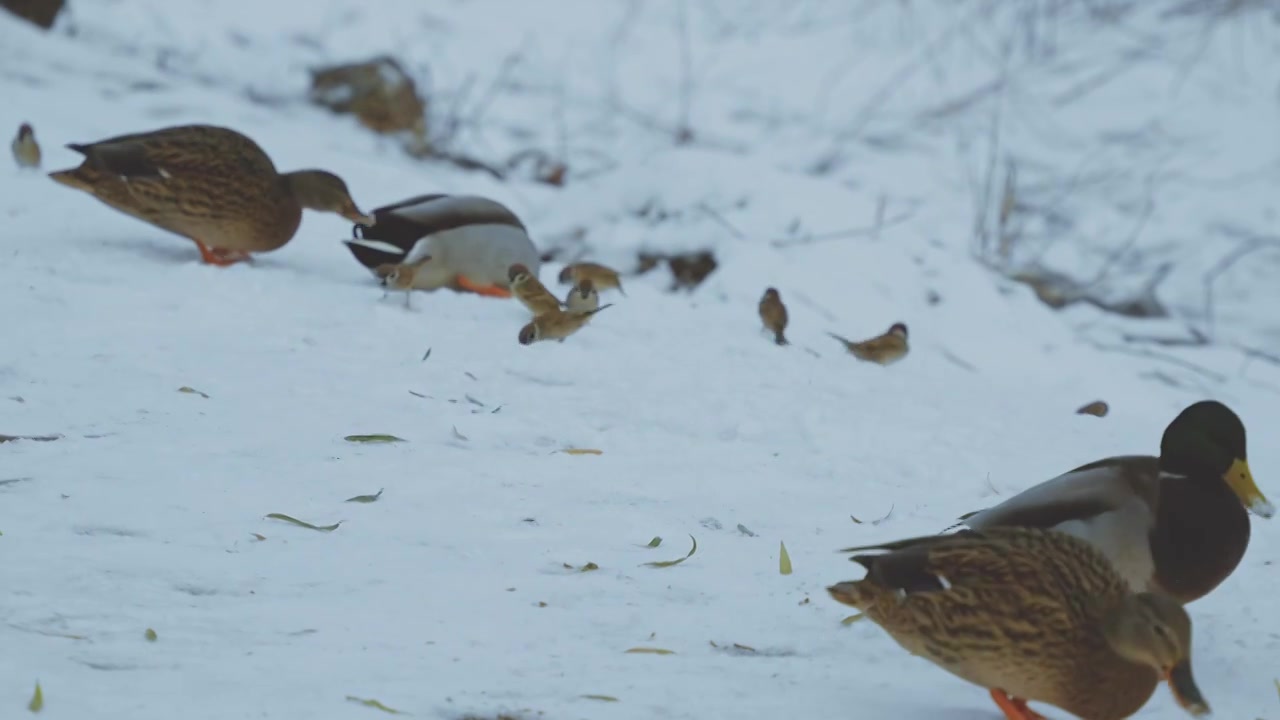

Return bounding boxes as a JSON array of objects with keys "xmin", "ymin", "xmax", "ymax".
[
  {"xmin": 49, "ymin": 124, "xmax": 373, "ymax": 266},
  {"xmin": 953, "ymin": 400, "xmax": 1272, "ymax": 604},
  {"xmin": 830, "ymin": 526, "xmax": 1211, "ymax": 720}
]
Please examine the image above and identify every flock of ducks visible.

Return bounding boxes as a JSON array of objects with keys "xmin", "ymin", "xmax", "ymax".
[{"xmin": 10, "ymin": 121, "xmax": 1278, "ymax": 719}]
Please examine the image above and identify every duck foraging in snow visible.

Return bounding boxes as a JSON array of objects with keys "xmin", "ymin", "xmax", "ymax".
[
  {"xmin": 48, "ymin": 124, "xmax": 373, "ymax": 266},
  {"xmin": 830, "ymin": 526, "xmax": 1211, "ymax": 720},
  {"xmin": 345, "ymin": 193, "xmax": 541, "ymax": 298}
]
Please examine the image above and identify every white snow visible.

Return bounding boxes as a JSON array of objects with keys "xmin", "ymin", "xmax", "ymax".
[{"xmin": 3, "ymin": 1, "xmax": 1279, "ymax": 719}]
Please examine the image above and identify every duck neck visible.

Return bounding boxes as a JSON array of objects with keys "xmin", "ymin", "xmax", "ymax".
[{"xmin": 1149, "ymin": 473, "xmax": 1248, "ymax": 601}]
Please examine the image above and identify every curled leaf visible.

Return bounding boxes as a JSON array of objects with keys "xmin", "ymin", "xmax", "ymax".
[
  {"xmin": 841, "ymin": 613, "xmax": 866, "ymax": 626},
  {"xmin": 562, "ymin": 562, "xmax": 599, "ymax": 572},
  {"xmin": 643, "ymin": 535, "xmax": 697, "ymax": 568},
  {"xmin": 779, "ymin": 541, "xmax": 793, "ymax": 575},
  {"xmin": 177, "ymin": 386, "xmax": 209, "ymax": 398},
  {"xmin": 625, "ymin": 647, "xmax": 675, "ymax": 655},
  {"xmin": 344, "ymin": 696, "xmax": 407, "ymax": 715},
  {"xmin": 145, "ymin": 628, "xmax": 157, "ymax": 642},
  {"xmin": 28, "ymin": 682, "xmax": 42, "ymax": 713},
  {"xmin": 850, "ymin": 505, "xmax": 894, "ymax": 526},
  {"xmin": 265, "ymin": 513, "xmax": 341, "ymax": 532},
  {"xmin": 581, "ymin": 695, "xmax": 619, "ymax": 702},
  {"xmin": 645, "ymin": 536, "xmax": 663, "ymax": 548},
  {"xmin": 345, "ymin": 489, "xmax": 384, "ymax": 504},
  {"xmin": 561, "ymin": 448, "xmax": 602, "ymax": 456},
  {"xmin": 344, "ymin": 434, "xmax": 405, "ymax": 444}
]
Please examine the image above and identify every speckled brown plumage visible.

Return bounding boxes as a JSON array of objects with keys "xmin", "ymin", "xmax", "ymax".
[
  {"xmin": 758, "ymin": 287, "xmax": 789, "ymax": 346},
  {"xmin": 827, "ymin": 322, "xmax": 909, "ymax": 365},
  {"xmin": 48, "ymin": 124, "xmax": 372, "ymax": 264},
  {"xmin": 558, "ymin": 262, "xmax": 626, "ymax": 295},
  {"xmin": 830, "ymin": 527, "xmax": 1209, "ymax": 720}
]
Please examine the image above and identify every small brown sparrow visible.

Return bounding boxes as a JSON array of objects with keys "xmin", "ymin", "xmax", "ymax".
[
  {"xmin": 564, "ymin": 278, "xmax": 600, "ymax": 313},
  {"xmin": 559, "ymin": 262, "xmax": 625, "ymax": 296},
  {"xmin": 377, "ymin": 256, "xmax": 433, "ymax": 308},
  {"xmin": 11, "ymin": 122, "xmax": 41, "ymax": 169},
  {"xmin": 827, "ymin": 322, "xmax": 909, "ymax": 365},
  {"xmin": 1076, "ymin": 400, "xmax": 1109, "ymax": 417},
  {"xmin": 758, "ymin": 287, "xmax": 789, "ymax": 346},
  {"xmin": 518, "ymin": 304, "xmax": 614, "ymax": 345},
  {"xmin": 509, "ymin": 263, "xmax": 564, "ymax": 316}
]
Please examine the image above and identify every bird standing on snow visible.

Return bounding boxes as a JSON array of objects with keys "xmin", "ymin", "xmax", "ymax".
[
  {"xmin": 559, "ymin": 261, "xmax": 626, "ymax": 296},
  {"xmin": 377, "ymin": 257, "xmax": 434, "ymax": 309},
  {"xmin": 949, "ymin": 400, "xmax": 1272, "ymax": 605},
  {"xmin": 757, "ymin": 287, "xmax": 789, "ymax": 346},
  {"xmin": 518, "ymin": 305, "xmax": 614, "ymax": 345},
  {"xmin": 827, "ymin": 322, "xmax": 908, "ymax": 365},
  {"xmin": 829, "ymin": 526, "xmax": 1211, "ymax": 720},
  {"xmin": 565, "ymin": 278, "xmax": 600, "ymax": 314},
  {"xmin": 48, "ymin": 124, "xmax": 373, "ymax": 266},
  {"xmin": 509, "ymin": 263, "xmax": 564, "ymax": 317},
  {"xmin": 11, "ymin": 122, "xmax": 41, "ymax": 169}
]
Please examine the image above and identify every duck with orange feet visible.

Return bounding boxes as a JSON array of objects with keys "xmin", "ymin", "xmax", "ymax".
[
  {"xmin": 830, "ymin": 526, "xmax": 1212, "ymax": 720},
  {"xmin": 344, "ymin": 194, "xmax": 543, "ymax": 299},
  {"xmin": 48, "ymin": 124, "xmax": 373, "ymax": 266}
]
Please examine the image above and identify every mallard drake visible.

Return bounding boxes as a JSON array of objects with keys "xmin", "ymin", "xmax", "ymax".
[
  {"xmin": 344, "ymin": 193, "xmax": 541, "ymax": 299},
  {"xmin": 827, "ymin": 322, "xmax": 908, "ymax": 365},
  {"xmin": 830, "ymin": 526, "xmax": 1211, "ymax": 720},
  {"xmin": 955, "ymin": 400, "xmax": 1272, "ymax": 604},
  {"xmin": 48, "ymin": 124, "xmax": 373, "ymax": 266}
]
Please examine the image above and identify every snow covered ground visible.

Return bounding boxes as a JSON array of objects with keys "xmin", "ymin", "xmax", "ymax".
[{"xmin": 2, "ymin": 1, "xmax": 1278, "ymax": 718}]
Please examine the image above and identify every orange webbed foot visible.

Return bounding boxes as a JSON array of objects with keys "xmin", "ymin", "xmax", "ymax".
[
  {"xmin": 194, "ymin": 240, "xmax": 251, "ymax": 267},
  {"xmin": 455, "ymin": 274, "xmax": 512, "ymax": 298},
  {"xmin": 989, "ymin": 690, "xmax": 1047, "ymax": 720}
]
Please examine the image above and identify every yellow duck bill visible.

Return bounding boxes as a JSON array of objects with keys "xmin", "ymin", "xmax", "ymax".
[{"xmin": 1225, "ymin": 458, "xmax": 1274, "ymax": 518}]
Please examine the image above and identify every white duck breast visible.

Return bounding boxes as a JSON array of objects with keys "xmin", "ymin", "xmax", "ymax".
[{"xmin": 344, "ymin": 194, "xmax": 542, "ymax": 291}]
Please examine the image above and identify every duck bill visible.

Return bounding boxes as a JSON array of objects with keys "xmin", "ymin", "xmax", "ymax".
[
  {"xmin": 1224, "ymin": 458, "xmax": 1274, "ymax": 518},
  {"xmin": 1164, "ymin": 661, "xmax": 1211, "ymax": 717},
  {"xmin": 342, "ymin": 206, "xmax": 377, "ymax": 226}
]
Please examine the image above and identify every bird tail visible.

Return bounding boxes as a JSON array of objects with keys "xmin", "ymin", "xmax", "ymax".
[
  {"xmin": 826, "ymin": 580, "xmax": 878, "ymax": 610},
  {"xmin": 47, "ymin": 169, "xmax": 90, "ymax": 191}
]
